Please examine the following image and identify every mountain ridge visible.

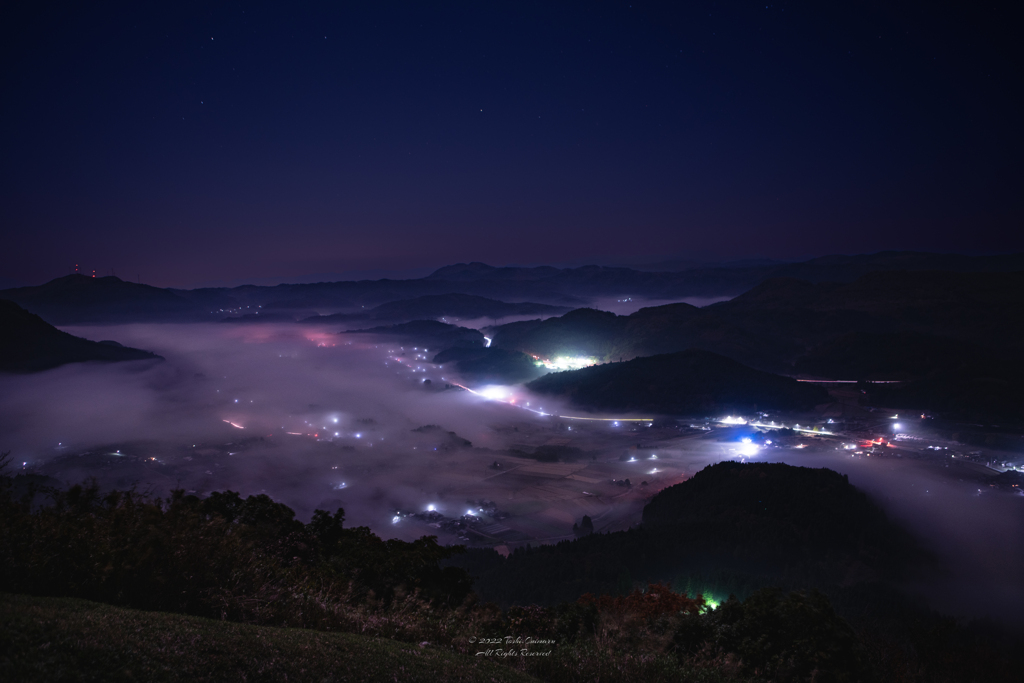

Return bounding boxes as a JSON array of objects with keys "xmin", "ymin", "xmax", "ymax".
[{"xmin": 7, "ymin": 251, "xmax": 1021, "ymax": 324}]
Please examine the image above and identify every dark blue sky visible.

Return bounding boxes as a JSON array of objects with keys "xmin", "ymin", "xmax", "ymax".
[{"xmin": 2, "ymin": 1, "xmax": 1019, "ymax": 287}]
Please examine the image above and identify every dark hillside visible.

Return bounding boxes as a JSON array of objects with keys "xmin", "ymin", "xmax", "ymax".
[
  {"xmin": 431, "ymin": 347, "xmax": 544, "ymax": 384},
  {"xmin": 486, "ymin": 285, "xmax": 810, "ymax": 368},
  {"xmin": 642, "ymin": 462, "xmax": 894, "ymax": 551},
  {"xmin": 490, "ymin": 270, "xmax": 1024, "ymax": 385},
  {"xmin": 712, "ymin": 270, "xmax": 1024, "ymax": 348},
  {"xmin": 795, "ymin": 331, "xmax": 1024, "ymax": 422},
  {"xmin": 0, "ymin": 300, "xmax": 160, "ymax": 373},
  {"xmin": 619, "ymin": 303, "xmax": 796, "ymax": 369},
  {"xmin": 447, "ymin": 462, "xmax": 925, "ymax": 607},
  {"xmin": 865, "ymin": 362, "xmax": 1024, "ymax": 423},
  {"xmin": 347, "ymin": 320, "xmax": 484, "ymax": 348},
  {"xmin": 769, "ymin": 250, "xmax": 1024, "ymax": 282},
  {"xmin": 2, "ymin": 466, "xmax": 1012, "ymax": 681},
  {"xmin": 793, "ymin": 331, "xmax": 981, "ymax": 380},
  {"xmin": 639, "ymin": 460, "xmax": 921, "ymax": 573},
  {"xmin": 713, "ymin": 277, "xmax": 838, "ymax": 310},
  {"xmin": 490, "ymin": 308, "xmax": 623, "ymax": 359},
  {"xmin": 526, "ymin": 350, "xmax": 828, "ymax": 415}
]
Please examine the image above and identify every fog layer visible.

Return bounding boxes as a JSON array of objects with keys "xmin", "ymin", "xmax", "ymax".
[{"xmin": 0, "ymin": 321, "xmax": 1020, "ymax": 628}]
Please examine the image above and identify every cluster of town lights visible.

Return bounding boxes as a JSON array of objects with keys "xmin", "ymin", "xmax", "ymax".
[
  {"xmin": 535, "ymin": 355, "xmax": 598, "ymax": 371},
  {"xmin": 718, "ymin": 416, "xmax": 833, "ymax": 435}
]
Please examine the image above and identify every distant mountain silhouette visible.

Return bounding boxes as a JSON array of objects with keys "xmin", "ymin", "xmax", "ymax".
[
  {"xmin": 0, "ymin": 275, "xmax": 202, "ymax": 324},
  {"xmin": 765, "ymin": 251, "xmax": 1024, "ymax": 282},
  {"xmin": 6, "ymin": 251, "xmax": 1021, "ymax": 323},
  {"xmin": 304, "ymin": 293, "xmax": 569, "ymax": 325},
  {"xmin": 715, "ymin": 270, "xmax": 1021, "ymax": 338},
  {"xmin": 0, "ymin": 300, "xmax": 161, "ymax": 372},
  {"xmin": 526, "ymin": 350, "xmax": 828, "ymax": 415},
  {"xmin": 424, "ymin": 252, "xmax": 1024, "ymax": 296},
  {"xmin": 793, "ymin": 331, "xmax": 985, "ymax": 381}
]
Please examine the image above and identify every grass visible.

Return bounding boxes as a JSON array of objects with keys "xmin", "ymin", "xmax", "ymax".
[{"xmin": 0, "ymin": 593, "xmax": 539, "ymax": 683}]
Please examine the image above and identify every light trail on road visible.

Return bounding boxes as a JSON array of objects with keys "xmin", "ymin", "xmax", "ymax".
[{"xmin": 448, "ymin": 380, "xmax": 653, "ymax": 423}]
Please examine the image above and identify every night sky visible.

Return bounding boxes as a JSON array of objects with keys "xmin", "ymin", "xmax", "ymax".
[{"xmin": 1, "ymin": 2, "xmax": 1019, "ymax": 287}]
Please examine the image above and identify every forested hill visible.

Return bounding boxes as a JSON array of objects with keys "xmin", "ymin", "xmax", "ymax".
[
  {"xmin": 0, "ymin": 300, "xmax": 160, "ymax": 373},
  {"xmin": 346, "ymin": 320, "xmax": 484, "ymax": 348},
  {"xmin": 526, "ymin": 349, "xmax": 828, "ymax": 415},
  {"xmin": 642, "ymin": 461, "xmax": 901, "ymax": 558},
  {"xmin": 447, "ymin": 461, "xmax": 926, "ymax": 608},
  {"xmin": 431, "ymin": 347, "xmax": 544, "ymax": 384},
  {"xmin": 492, "ymin": 270, "xmax": 1024, "ymax": 422},
  {"xmin": 490, "ymin": 270, "xmax": 1024, "ymax": 372}
]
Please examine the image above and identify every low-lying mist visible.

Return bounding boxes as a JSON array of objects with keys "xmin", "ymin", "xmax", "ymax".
[
  {"xmin": 0, "ymin": 320, "xmax": 1020, "ymax": 629},
  {"xmin": 768, "ymin": 450, "xmax": 1024, "ymax": 630},
  {"xmin": 0, "ymin": 323, "xmax": 583, "ymax": 532}
]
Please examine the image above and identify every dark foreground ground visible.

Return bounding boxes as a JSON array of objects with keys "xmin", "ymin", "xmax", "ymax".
[{"xmin": 0, "ymin": 593, "xmax": 536, "ymax": 683}]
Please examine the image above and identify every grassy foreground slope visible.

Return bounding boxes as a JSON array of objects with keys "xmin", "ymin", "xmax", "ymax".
[{"xmin": 0, "ymin": 593, "xmax": 536, "ymax": 683}]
